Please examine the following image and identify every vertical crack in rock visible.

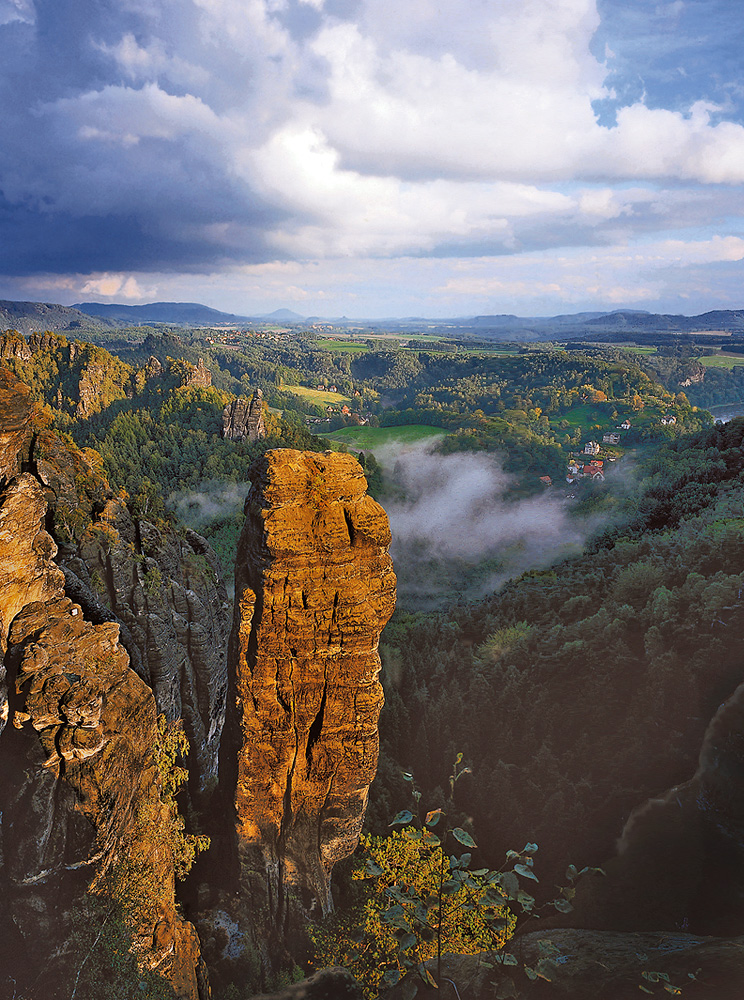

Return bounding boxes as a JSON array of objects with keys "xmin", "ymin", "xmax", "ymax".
[{"xmin": 221, "ymin": 449, "xmax": 396, "ymax": 922}]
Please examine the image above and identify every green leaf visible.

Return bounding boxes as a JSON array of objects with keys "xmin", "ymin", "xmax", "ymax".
[
  {"xmin": 497, "ymin": 871, "xmax": 520, "ymax": 898},
  {"xmin": 522, "ymin": 842, "xmax": 538, "ymax": 854},
  {"xmin": 459, "ymin": 852, "xmax": 472, "ymax": 867},
  {"xmin": 493, "ymin": 953, "xmax": 519, "ymax": 966},
  {"xmin": 399, "ymin": 932, "xmax": 417, "ymax": 951},
  {"xmin": 484, "ymin": 887, "xmax": 507, "ymax": 907},
  {"xmin": 382, "ymin": 970, "xmax": 401, "ymax": 987},
  {"xmin": 391, "ymin": 810, "xmax": 414, "ymax": 826},
  {"xmin": 524, "ymin": 967, "xmax": 538, "ymax": 981},
  {"xmin": 425, "ymin": 808, "xmax": 443, "ymax": 827},
  {"xmin": 514, "ymin": 863, "xmax": 539, "ymax": 881},
  {"xmin": 402, "ymin": 827, "xmax": 422, "ymax": 841},
  {"xmin": 663, "ymin": 987, "xmax": 682, "ymax": 996},
  {"xmin": 402, "ymin": 772, "xmax": 414, "ymax": 782},
  {"xmin": 494, "ymin": 981, "xmax": 518, "ymax": 999},
  {"xmin": 441, "ymin": 879, "xmax": 460, "ymax": 895},
  {"xmin": 455, "ymin": 752, "xmax": 464, "ymax": 765},
  {"xmin": 452, "ymin": 828, "xmax": 477, "ymax": 848},
  {"xmin": 639, "ymin": 987, "xmax": 654, "ymax": 995},
  {"xmin": 421, "ymin": 829, "xmax": 441, "ymax": 847},
  {"xmin": 365, "ymin": 860, "xmax": 383, "ymax": 876},
  {"xmin": 516, "ymin": 890, "xmax": 535, "ymax": 912},
  {"xmin": 566, "ymin": 864, "xmax": 578, "ymax": 881},
  {"xmin": 552, "ymin": 898, "xmax": 573, "ymax": 913}
]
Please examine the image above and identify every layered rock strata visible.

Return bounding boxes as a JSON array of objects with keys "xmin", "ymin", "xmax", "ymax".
[
  {"xmin": 223, "ymin": 449, "xmax": 396, "ymax": 917},
  {"xmin": 0, "ymin": 369, "xmax": 206, "ymax": 998}
]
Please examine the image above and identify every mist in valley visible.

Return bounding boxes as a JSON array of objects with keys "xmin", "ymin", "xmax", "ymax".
[
  {"xmin": 380, "ymin": 441, "xmax": 593, "ymax": 608},
  {"xmin": 166, "ymin": 443, "xmax": 610, "ymax": 610}
]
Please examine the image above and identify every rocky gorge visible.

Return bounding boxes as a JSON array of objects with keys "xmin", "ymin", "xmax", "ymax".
[{"xmin": 0, "ymin": 367, "xmax": 395, "ymax": 998}]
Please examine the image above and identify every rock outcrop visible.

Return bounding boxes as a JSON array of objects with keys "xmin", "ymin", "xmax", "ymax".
[
  {"xmin": 185, "ymin": 357, "xmax": 213, "ymax": 389},
  {"xmin": 23, "ymin": 426, "xmax": 231, "ymax": 798},
  {"xmin": 0, "ymin": 331, "xmax": 32, "ymax": 361},
  {"xmin": 0, "ymin": 368, "xmax": 206, "ymax": 999},
  {"xmin": 0, "ymin": 331, "xmax": 133, "ymax": 420},
  {"xmin": 64, "ymin": 505, "xmax": 231, "ymax": 795},
  {"xmin": 222, "ymin": 389, "xmax": 266, "ymax": 442},
  {"xmin": 222, "ymin": 449, "xmax": 396, "ymax": 920}
]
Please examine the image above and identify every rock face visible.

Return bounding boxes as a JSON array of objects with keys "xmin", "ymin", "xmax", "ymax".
[
  {"xmin": 222, "ymin": 449, "xmax": 396, "ymax": 919},
  {"xmin": 0, "ymin": 367, "xmax": 33, "ymax": 483},
  {"xmin": 185, "ymin": 357, "xmax": 213, "ymax": 389},
  {"xmin": 222, "ymin": 389, "xmax": 266, "ymax": 442},
  {"xmin": 0, "ymin": 368, "xmax": 206, "ymax": 998},
  {"xmin": 64, "ymin": 505, "xmax": 231, "ymax": 795}
]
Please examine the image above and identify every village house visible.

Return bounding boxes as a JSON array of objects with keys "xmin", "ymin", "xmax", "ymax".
[
  {"xmin": 603, "ymin": 432, "xmax": 621, "ymax": 445},
  {"xmin": 539, "ymin": 475, "xmax": 552, "ymax": 486},
  {"xmin": 620, "ymin": 420, "xmax": 631, "ymax": 430},
  {"xmin": 583, "ymin": 440, "xmax": 600, "ymax": 456},
  {"xmin": 661, "ymin": 415, "xmax": 677, "ymax": 425}
]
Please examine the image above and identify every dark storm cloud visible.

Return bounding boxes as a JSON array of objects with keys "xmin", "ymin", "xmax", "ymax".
[{"xmin": 2, "ymin": 0, "xmax": 744, "ymax": 316}]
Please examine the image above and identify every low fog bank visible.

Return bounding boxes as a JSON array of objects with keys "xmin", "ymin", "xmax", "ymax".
[
  {"xmin": 383, "ymin": 442, "xmax": 592, "ymax": 609},
  {"xmin": 164, "ymin": 449, "xmax": 604, "ymax": 611},
  {"xmin": 169, "ymin": 481, "xmax": 250, "ymax": 527}
]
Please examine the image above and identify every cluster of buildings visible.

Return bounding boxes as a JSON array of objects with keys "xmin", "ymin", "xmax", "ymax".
[{"xmin": 566, "ymin": 458, "xmax": 606, "ymax": 484}]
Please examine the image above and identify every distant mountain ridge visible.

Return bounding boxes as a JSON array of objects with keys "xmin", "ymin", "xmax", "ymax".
[
  {"xmin": 73, "ymin": 300, "xmax": 252, "ymax": 325},
  {"xmin": 0, "ymin": 299, "xmax": 115, "ymax": 334},
  {"xmin": 6, "ymin": 296, "xmax": 744, "ymax": 337}
]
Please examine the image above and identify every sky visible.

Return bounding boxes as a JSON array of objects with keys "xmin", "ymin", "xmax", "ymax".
[{"xmin": 1, "ymin": 0, "xmax": 744, "ymax": 318}]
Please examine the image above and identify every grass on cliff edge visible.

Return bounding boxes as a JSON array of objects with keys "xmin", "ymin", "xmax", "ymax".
[{"xmin": 325, "ymin": 424, "xmax": 446, "ymax": 450}]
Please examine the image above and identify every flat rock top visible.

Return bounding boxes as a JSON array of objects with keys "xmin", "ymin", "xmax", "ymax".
[{"xmin": 251, "ymin": 450, "xmax": 369, "ymax": 507}]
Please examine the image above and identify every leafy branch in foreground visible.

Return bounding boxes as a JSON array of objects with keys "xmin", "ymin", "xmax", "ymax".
[{"xmin": 312, "ymin": 755, "xmax": 604, "ymax": 997}]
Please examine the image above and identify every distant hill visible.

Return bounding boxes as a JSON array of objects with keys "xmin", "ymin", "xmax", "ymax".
[
  {"xmin": 0, "ymin": 299, "xmax": 115, "ymax": 334},
  {"xmin": 261, "ymin": 308, "xmax": 306, "ymax": 322},
  {"xmin": 73, "ymin": 301, "xmax": 253, "ymax": 326}
]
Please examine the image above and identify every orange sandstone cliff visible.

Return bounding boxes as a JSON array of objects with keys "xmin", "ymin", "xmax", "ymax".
[
  {"xmin": 0, "ymin": 368, "xmax": 206, "ymax": 999},
  {"xmin": 221, "ymin": 449, "xmax": 396, "ymax": 922}
]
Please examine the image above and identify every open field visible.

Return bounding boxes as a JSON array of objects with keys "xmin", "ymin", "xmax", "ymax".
[
  {"xmin": 699, "ymin": 353, "xmax": 744, "ymax": 369},
  {"xmin": 551, "ymin": 403, "xmax": 609, "ymax": 430},
  {"xmin": 284, "ymin": 385, "xmax": 351, "ymax": 406},
  {"xmin": 325, "ymin": 424, "xmax": 446, "ymax": 450}
]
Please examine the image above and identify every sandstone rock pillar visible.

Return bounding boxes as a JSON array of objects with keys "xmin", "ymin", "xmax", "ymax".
[{"xmin": 223, "ymin": 449, "xmax": 396, "ymax": 918}]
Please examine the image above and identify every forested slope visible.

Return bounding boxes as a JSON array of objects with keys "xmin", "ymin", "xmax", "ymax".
[{"xmin": 374, "ymin": 417, "xmax": 744, "ymax": 896}]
